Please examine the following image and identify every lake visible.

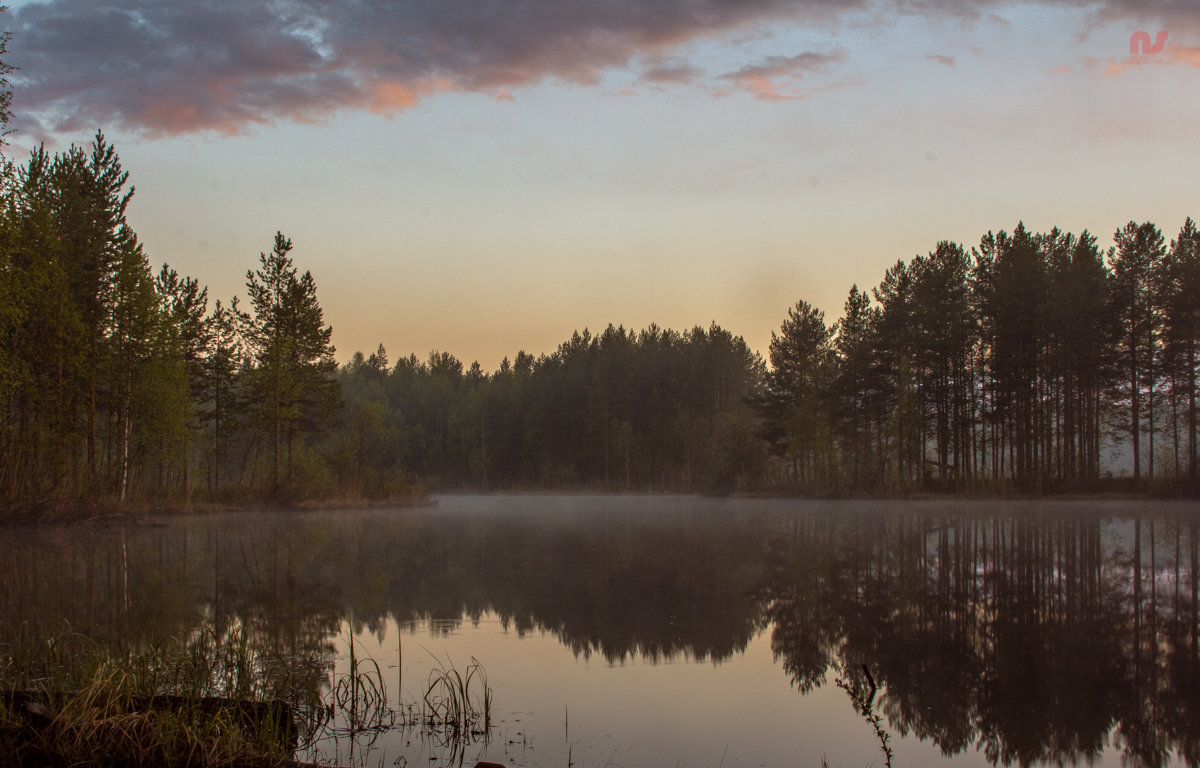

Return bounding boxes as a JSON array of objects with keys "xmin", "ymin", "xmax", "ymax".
[{"xmin": 2, "ymin": 495, "xmax": 1197, "ymax": 768}]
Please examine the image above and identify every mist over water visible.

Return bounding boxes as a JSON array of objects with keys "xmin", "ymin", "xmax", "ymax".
[{"xmin": 2, "ymin": 495, "xmax": 1197, "ymax": 767}]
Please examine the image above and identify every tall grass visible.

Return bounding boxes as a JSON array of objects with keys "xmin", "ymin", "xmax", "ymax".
[
  {"xmin": 308, "ymin": 629, "xmax": 396, "ymax": 762},
  {"xmin": 2, "ymin": 621, "xmax": 498, "ymax": 767},
  {"xmin": 420, "ymin": 653, "xmax": 492, "ymax": 739},
  {"xmin": 0, "ymin": 621, "xmax": 320, "ymax": 767}
]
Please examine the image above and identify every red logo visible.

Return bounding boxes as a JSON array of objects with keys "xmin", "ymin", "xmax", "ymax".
[{"xmin": 1130, "ymin": 30, "xmax": 1168, "ymax": 55}]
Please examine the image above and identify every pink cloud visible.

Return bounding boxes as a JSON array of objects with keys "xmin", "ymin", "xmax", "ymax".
[
  {"xmin": 8, "ymin": 0, "xmax": 1200, "ymax": 137},
  {"xmin": 1168, "ymin": 44, "xmax": 1200, "ymax": 67},
  {"xmin": 10, "ymin": 0, "xmax": 850, "ymax": 137},
  {"xmin": 1085, "ymin": 42, "xmax": 1200, "ymax": 78},
  {"xmin": 718, "ymin": 51, "xmax": 845, "ymax": 101}
]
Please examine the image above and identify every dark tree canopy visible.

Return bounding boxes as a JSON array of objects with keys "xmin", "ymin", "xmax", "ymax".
[{"xmin": 754, "ymin": 218, "xmax": 1199, "ymax": 494}]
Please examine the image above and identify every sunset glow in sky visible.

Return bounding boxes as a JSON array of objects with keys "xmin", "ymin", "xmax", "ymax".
[{"xmin": 5, "ymin": 0, "xmax": 1199, "ymax": 368}]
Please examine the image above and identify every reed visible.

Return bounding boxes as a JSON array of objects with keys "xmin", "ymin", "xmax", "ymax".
[
  {"xmin": 420, "ymin": 653, "xmax": 492, "ymax": 739},
  {"xmin": 319, "ymin": 629, "xmax": 395, "ymax": 751}
]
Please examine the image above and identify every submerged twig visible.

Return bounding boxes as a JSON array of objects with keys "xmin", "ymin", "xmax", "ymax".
[
  {"xmin": 835, "ymin": 665, "xmax": 894, "ymax": 768},
  {"xmin": 861, "ymin": 663, "xmax": 877, "ymax": 706}
]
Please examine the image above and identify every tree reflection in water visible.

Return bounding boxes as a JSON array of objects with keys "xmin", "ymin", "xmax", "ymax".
[
  {"xmin": 0, "ymin": 497, "xmax": 1197, "ymax": 767},
  {"xmin": 756, "ymin": 505, "xmax": 1200, "ymax": 767}
]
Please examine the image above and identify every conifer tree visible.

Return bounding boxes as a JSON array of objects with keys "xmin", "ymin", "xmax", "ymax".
[
  {"xmin": 1159, "ymin": 219, "xmax": 1200, "ymax": 484},
  {"xmin": 242, "ymin": 232, "xmax": 339, "ymax": 491},
  {"xmin": 833, "ymin": 285, "xmax": 880, "ymax": 486},
  {"xmin": 205, "ymin": 298, "xmax": 243, "ymax": 491},
  {"xmin": 1110, "ymin": 221, "xmax": 1166, "ymax": 481},
  {"xmin": 763, "ymin": 301, "xmax": 835, "ymax": 489}
]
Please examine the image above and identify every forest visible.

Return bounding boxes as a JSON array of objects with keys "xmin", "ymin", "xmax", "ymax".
[{"xmin": 1, "ymin": 134, "xmax": 1198, "ymax": 511}]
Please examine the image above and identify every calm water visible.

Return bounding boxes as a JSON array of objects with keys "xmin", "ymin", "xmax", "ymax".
[{"xmin": 2, "ymin": 495, "xmax": 1198, "ymax": 768}]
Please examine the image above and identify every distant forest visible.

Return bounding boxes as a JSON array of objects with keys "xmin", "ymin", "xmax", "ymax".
[{"xmin": 1, "ymin": 135, "xmax": 1198, "ymax": 509}]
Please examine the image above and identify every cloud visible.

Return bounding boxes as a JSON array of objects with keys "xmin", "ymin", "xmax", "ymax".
[
  {"xmin": 7, "ymin": 0, "xmax": 1200, "ymax": 137},
  {"xmin": 718, "ymin": 51, "xmax": 845, "ymax": 100},
  {"xmin": 1082, "ymin": 41, "xmax": 1200, "ymax": 78},
  {"xmin": 1167, "ymin": 43, "xmax": 1200, "ymax": 66},
  {"xmin": 639, "ymin": 58, "xmax": 704, "ymax": 85},
  {"xmin": 925, "ymin": 54, "xmax": 956, "ymax": 66},
  {"xmin": 8, "ymin": 0, "xmax": 852, "ymax": 136}
]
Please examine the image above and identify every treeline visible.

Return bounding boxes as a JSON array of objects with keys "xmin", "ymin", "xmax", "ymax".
[
  {"xmin": 4, "ymin": 133, "xmax": 1199, "ymax": 504},
  {"xmin": 760, "ymin": 221, "xmax": 1200, "ymax": 493},
  {"xmin": 0, "ymin": 133, "xmax": 766, "ymax": 507},
  {"xmin": 336, "ymin": 323, "xmax": 766, "ymax": 493},
  {"xmin": 339, "ymin": 219, "xmax": 1200, "ymax": 496},
  {"xmin": 0, "ymin": 134, "xmax": 345, "ymax": 507}
]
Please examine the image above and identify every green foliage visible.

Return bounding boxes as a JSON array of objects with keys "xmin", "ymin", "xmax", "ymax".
[
  {"xmin": 0, "ymin": 136, "xmax": 352, "ymax": 509},
  {"xmin": 329, "ymin": 322, "xmax": 766, "ymax": 492},
  {"xmin": 756, "ymin": 300, "xmax": 836, "ymax": 491},
  {"xmin": 757, "ymin": 218, "xmax": 1198, "ymax": 494},
  {"xmin": 0, "ymin": 134, "xmax": 154, "ymax": 501},
  {"xmin": 242, "ymin": 233, "xmax": 340, "ymax": 495}
]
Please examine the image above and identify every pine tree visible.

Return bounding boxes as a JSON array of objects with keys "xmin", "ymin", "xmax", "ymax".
[
  {"xmin": 1110, "ymin": 221, "xmax": 1166, "ymax": 481},
  {"xmin": 762, "ymin": 300, "xmax": 835, "ymax": 490},
  {"xmin": 873, "ymin": 259, "xmax": 920, "ymax": 485},
  {"xmin": 205, "ymin": 298, "xmax": 243, "ymax": 491},
  {"xmin": 910, "ymin": 241, "xmax": 975, "ymax": 484},
  {"xmin": 242, "ymin": 232, "xmax": 339, "ymax": 492},
  {"xmin": 833, "ymin": 285, "xmax": 881, "ymax": 487},
  {"xmin": 107, "ymin": 240, "xmax": 169, "ymax": 500},
  {"xmin": 154, "ymin": 265, "xmax": 210, "ymax": 493},
  {"xmin": 1159, "ymin": 219, "xmax": 1200, "ymax": 485},
  {"xmin": 1046, "ymin": 231, "xmax": 1113, "ymax": 482},
  {"xmin": 986, "ymin": 224, "xmax": 1047, "ymax": 487}
]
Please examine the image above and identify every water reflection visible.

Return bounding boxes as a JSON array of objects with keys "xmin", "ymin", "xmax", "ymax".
[
  {"xmin": 756, "ymin": 505, "xmax": 1200, "ymax": 768},
  {"xmin": 1, "ymin": 497, "xmax": 1197, "ymax": 767}
]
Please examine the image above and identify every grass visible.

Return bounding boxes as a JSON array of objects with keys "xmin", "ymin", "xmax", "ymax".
[
  {"xmin": 1, "ymin": 621, "xmax": 501, "ymax": 767},
  {"xmin": 0, "ymin": 621, "xmax": 320, "ymax": 767},
  {"xmin": 417, "ymin": 652, "xmax": 492, "ymax": 740},
  {"xmin": 309, "ymin": 629, "xmax": 396, "ymax": 761}
]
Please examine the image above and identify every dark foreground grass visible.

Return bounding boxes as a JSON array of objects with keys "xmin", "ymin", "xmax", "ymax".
[
  {"xmin": 2, "ymin": 624, "xmax": 498, "ymax": 768},
  {"xmin": 0, "ymin": 623, "xmax": 323, "ymax": 767}
]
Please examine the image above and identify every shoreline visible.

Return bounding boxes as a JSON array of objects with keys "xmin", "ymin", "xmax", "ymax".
[{"xmin": 1, "ymin": 483, "xmax": 1193, "ymax": 527}]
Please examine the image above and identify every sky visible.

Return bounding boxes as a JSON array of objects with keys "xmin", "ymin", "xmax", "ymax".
[{"xmin": 3, "ymin": 0, "xmax": 1199, "ymax": 369}]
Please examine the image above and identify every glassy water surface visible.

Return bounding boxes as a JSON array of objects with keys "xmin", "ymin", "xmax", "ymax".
[{"xmin": 2, "ymin": 494, "xmax": 1198, "ymax": 767}]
